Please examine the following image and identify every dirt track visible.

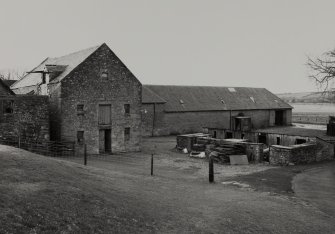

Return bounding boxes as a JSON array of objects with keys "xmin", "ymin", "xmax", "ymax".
[
  {"xmin": 293, "ymin": 162, "xmax": 335, "ymax": 217},
  {"xmin": 1, "ymin": 138, "xmax": 335, "ymax": 233}
]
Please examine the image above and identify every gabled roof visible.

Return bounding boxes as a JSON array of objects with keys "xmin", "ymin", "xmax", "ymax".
[
  {"xmin": 11, "ymin": 44, "xmax": 101, "ymax": 89},
  {"xmin": 142, "ymin": 85, "xmax": 292, "ymax": 112}
]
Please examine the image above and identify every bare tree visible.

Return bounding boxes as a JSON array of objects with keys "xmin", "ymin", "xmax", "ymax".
[
  {"xmin": 307, "ymin": 49, "xmax": 335, "ymax": 102},
  {"xmin": 0, "ymin": 69, "xmax": 26, "ymax": 80}
]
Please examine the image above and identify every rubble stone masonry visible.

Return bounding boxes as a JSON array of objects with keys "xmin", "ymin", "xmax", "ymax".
[
  {"xmin": 49, "ymin": 44, "xmax": 142, "ymax": 154},
  {"xmin": 0, "ymin": 95, "xmax": 49, "ymax": 142}
]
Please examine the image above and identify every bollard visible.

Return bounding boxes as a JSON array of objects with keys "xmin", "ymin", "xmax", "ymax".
[
  {"xmin": 151, "ymin": 154, "xmax": 153, "ymax": 176},
  {"xmin": 84, "ymin": 144, "xmax": 87, "ymax": 166},
  {"xmin": 209, "ymin": 156, "xmax": 214, "ymax": 183}
]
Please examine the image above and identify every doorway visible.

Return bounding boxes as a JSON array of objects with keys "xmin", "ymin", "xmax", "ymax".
[
  {"xmin": 99, "ymin": 129, "xmax": 111, "ymax": 153},
  {"xmin": 258, "ymin": 133, "xmax": 267, "ymax": 144},
  {"xmin": 275, "ymin": 110, "xmax": 284, "ymax": 126}
]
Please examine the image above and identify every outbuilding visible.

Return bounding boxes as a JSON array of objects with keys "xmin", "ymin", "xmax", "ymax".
[{"xmin": 142, "ymin": 85, "xmax": 292, "ymax": 136}]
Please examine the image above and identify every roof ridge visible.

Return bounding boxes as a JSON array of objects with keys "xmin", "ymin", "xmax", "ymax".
[
  {"xmin": 143, "ymin": 84, "xmax": 265, "ymax": 89},
  {"xmin": 50, "ymin": 44, "xmax": 102, "ymax": 61}
]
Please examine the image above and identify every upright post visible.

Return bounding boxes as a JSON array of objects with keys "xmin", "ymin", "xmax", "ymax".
[
  {"xmin": 209, "ymin": 156, "xmax": 214, "ymax": 183},
  {"xmin": 84, "ymin": 144, "xmax": 87, "ymax": 166},
  {"xmin": 151, "ymin": 153, "xmax": 154, "ymax": 176}
]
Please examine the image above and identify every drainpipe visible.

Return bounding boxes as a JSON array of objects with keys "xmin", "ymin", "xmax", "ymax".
[
  {"xmin": 152, "ymin": 103, "xmax": 156, "ymax": 137},
  {"xmin": 230, "ymin": 110, "xmax": 232, "ymax": 130}
]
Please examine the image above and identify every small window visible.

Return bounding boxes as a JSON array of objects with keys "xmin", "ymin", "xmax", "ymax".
[
  {"xmin": 124, "ymin": 104, "xmax": 130, "ymax": 115},
  {"xmin": 101, "ymin": 69, "xmax": 108, "ymax": 79},
  {"xmin": 124, "ymin": 128, "xmax": 130, "ymax": 141},
  {"xmin": 101, "ymin": 72, "xmax": 108, "ymax": 79},
  {"xmin": 295, "ymin": 138, "xmax": 306, "ymax": 145},
  {"xmin": 225, "ymin": 131, "xmax": 233, "ymax": 139},
  {"xmin": 77, "ymin": 104, "xmax": 84, "ymax": 114},
  {"xmin": 3, "ymin": 100, "xmax": 14, "ymax": 114},
  {"xmin": 77, "ymin": 131, "xmax": 84, "ymax": 144}
]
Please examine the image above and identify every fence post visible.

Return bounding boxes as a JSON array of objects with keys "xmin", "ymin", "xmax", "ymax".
[
  {"xmin": 209, "ymin": 156, "xmax": 214, "ymax": 183},
  {"xmin": 151, "ymin": 154, "xmax": 153, "ymax": 176},
  {"xmin": 84, "ymin": 144, "xmax": 87, "ymax": 166}
]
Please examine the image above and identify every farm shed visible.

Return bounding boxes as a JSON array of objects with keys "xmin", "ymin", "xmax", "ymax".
[
  {"xmin": 142, "ymin": 85, "xmax": 292, "ymax": 136},
  {"xmin": 205, "ymin": 128, "xmax": 314, "ymax": 147},
  {"xmin": 10, "ymin": 43, "xmax": 142, "ymax": 154},
  {"xmin": 205, "ymin": 126, "xmax": 335, "ymax": 165}
]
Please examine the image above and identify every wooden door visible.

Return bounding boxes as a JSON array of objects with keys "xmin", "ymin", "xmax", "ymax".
[
  {"xmin": 105, "ymin": 129, "xmax": 111, "ymax": 152},
  {"xmin": 99, "ymin": 104, "xmax": 111, "ymax": 125},
  {"xmin": 99, "ymin": 129, "xmax": 105, "ymax": 153}
]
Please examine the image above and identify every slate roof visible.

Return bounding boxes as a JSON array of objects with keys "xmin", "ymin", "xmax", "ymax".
[
  {"xmin": 142, "ymin": 85, "xmax": 292, "ymax": 112},
  {"xmin": 11, "ymin": 44, "xmax": 101, "ymax": 89},
  {"xmin": 142, "ymin": 86, "xmax": 167, "ymax": 103}
]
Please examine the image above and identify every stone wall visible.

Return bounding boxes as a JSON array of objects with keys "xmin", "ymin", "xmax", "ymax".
[
  {"xmin": 0, "ymin": 95, "xmax": 49, "ymax": 142},
  {"xmin": 269, "ymin": 144, "xmax": 317, "ymax": 165},
  {"xmin": 208, "ymin": 129, "xmax": 313, "ymax": 147},
  {"xmin": 316, "ymin": 138, "xmax": 335, "ymax": 161},
  {"xmin": 242, "ymin": 142, "xmax": 264, "ymax": 162},
  {"xmin": 58, "ymin": 44, "xmax": 142, "ymax": 154}
]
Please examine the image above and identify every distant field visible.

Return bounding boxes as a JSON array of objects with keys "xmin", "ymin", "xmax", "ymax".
[{"xmin": 291, "ymin": 103, "xmax": 335, "ymax": 125}]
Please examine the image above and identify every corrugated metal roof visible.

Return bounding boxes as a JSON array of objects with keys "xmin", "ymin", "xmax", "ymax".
[
  {"xmin": 11, "ymin": 45, "xmax": 101, "ymax": 89},
  {"xmin": 143, "ymin": 85, "xmax": 292, "ymax": 112}
]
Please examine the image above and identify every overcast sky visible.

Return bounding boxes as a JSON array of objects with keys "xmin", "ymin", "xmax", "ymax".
[{"xmin": 1, "ymin": 0, "xmax": 335, "ymax": 93}]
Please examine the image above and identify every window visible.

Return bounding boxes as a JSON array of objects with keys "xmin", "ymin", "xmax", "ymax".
[
  {"xmin": 124, "ymin": 128, "xmax": 130, "ymax": 141},
  {"xmin": 77, "ymin": 131, "xmax": 84, "ymax": 144},
  {"xmin": 3, "ymin": 100, "xmax": 14, "ymax": 114},
  {"xmin": 225, "ymin": 131, "xmax": 233, "ymax": 139},
  {"xmin": 77, "ymin": 104, "xmax": 84, "ymax": 115},
  {"xmin": 124, "ymin": 104, "xmax": 130, "ymax": 115},
  {"xmin": 101, "ymin": 69, "xmax": 108, "ymax": 79},
  {"xmin": 295, "ymin": 138, "xmax": 306, "ymax": 145}
]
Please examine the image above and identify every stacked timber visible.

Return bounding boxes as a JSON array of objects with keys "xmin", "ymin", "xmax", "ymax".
[
  {"xmin": 176, "ymin": 133, "xmax": 210, "ymax": 152},
  {"xmin": 198, "ymin": 137, "xmax": 247, "ymax": 164}
]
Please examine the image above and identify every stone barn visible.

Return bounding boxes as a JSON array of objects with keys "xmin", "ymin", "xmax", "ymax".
[
  {"xmin": 11, "ymin": 43, "xmax": 142, "ymax": 154},
  {"xmin": 142, "ymin": 85, "xmax": 292, "ymax": 136}
]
